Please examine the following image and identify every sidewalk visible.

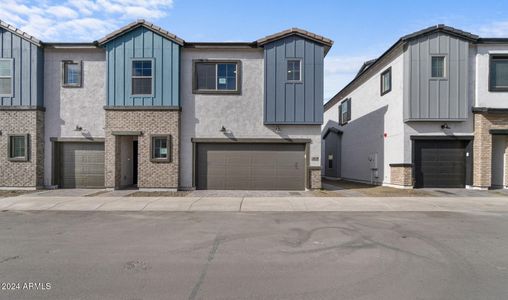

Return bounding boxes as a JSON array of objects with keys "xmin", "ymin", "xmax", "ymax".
[{"xmin": 1, "ymin": 195, "xmax": 507, "ymax": 212}]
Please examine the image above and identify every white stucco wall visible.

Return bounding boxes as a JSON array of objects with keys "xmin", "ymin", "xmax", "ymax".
[
  {"xmin": 475, "ymin": 44, "xmax": 508, "ymax": 108},
  {"xmin": 43, "ymin": 48, "xmax": 106, "ymax": 186},
  {"xmin": 180, "ymin": 48, "xmax": 321, "ymax": 188},
  {"xmin": 323, "ymin": 53, "xmax": 405, "ymax": 185}
]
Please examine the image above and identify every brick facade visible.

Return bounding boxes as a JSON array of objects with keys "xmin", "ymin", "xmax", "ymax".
[
  {"xmin": 473, "ymin": 113, "xmax": 508, "ymax": 189},
  {"xmin": 0, "ymin": 109, "xmax": 44, "ymax": 188},
  {"xmin": 105, "ymin": 110, "xmax": 180, "ymax": 189},
  {"xmin": 390, "ymin": 164, "xmax": 413, "ymax": 187},
  {"xmin": 309, "ymin": 168, "xmax": 322, "ymax": 189}
]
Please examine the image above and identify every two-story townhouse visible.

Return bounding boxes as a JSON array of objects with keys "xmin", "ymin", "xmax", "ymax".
[
  {"xmin": 0, "ymin": 20, "xmax": 331, "ymax": 191},
  {"xmin": 180, "ymin": 28, "xmax": 331, "ymax": 190},
  {"xmin": 0, "ymin": 21, "xmax": 45, "ymax": 189},
  {"xmin": 323, "ymin": 25, "xmax": 508, "ymax": 190}
]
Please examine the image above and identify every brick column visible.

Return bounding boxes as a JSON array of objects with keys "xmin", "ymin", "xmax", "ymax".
[
  {"xmin": 309, "ymin": 168, "xmax": 322, "ymax": 189},
  {"xmin": 473, "ymin": 114, "xmax": 492, "ymax": 189},
  {"xmin": 390, "ymin": 164, "xmax": 413, "ymax": 187}
]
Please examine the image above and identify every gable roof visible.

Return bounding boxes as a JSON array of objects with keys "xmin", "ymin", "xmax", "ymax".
[
  {"xmin": 324, "ymin": 24, "xmax": 481, "ymax": 112},
  {"xmin": 355, "ymin": 59, "xmax": 377, "ymax": 78},
  {"xmin": 256, "ymin": 28, "xmax": 334, "ymax": 55},
  {"xmin": 96, "ymin": 19, "xmax": 185, "ymax": 46},
  {"xmin": 0, "ymin": 20, "xmax": 42, "ymax": 47}
]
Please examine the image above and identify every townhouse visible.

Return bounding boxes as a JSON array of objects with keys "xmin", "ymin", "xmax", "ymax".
[
  {"xmin": 323, "ymin": 25, "xmax": 508, "ymax": 189},
  {"xmin": 0, "ymin": 20, "xmax": 332, "ymax": 191}
]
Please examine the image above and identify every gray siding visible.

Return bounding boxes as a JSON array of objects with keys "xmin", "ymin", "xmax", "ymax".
[
  {"xmin": 264, "ymin": 36, "xmax": 324, "ymax": 124},
  {"xmin": 104, "ymin": 26, "xmax": 180, "ymax": 107},
  {"xmin": 404, "ymin": 33, "xmax": 469, "ymax": 120},
  {"xmin": 0, "ymin": 28, "xmax": 43, "ymax": 107}
]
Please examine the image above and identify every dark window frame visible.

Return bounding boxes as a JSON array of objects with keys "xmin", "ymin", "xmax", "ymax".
[
  {"xmin": 489, "ymin": 54, "xmax": 508, "ymax": 92},
  {"xmin": 150, "ymin": 134, "xmax": 172, "ymax": 163},
  {"xmin": 287, "ymin": 58, "xmax": 303, "ymax": 82},
  {"xmin": 430, "ymin": 55, "xmax": 447, "ymax": 79},
  {"xmin": 380, "ymin": 67, "xmax": 392, "ymax": 96},
  {"xmin": 338, "ymin": 98, "xmax": 351, "ymax": 125},
  {"xmin": 62, "ymin": 60, "xmax": 82, "ymax": 88},
  {"xmin": 192, "ymin": 59, "xmax": 242, "ymax": 95},
  {"xmin": 0, "ymin": 58, "xmax": 14, "ymax": 97},
  {"xmin": 131, "ymin": 58, "xmax": 154, "ymax": 97},
  {"xmin": 7, "ymin": 134, "xmax": 29, "ymax": 162}
]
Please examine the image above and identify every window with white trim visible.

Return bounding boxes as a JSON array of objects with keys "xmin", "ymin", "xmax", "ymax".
[
  {"xmin": 287, "ymin": 59, "xmax": 301, "ymax": 81},
  {"xmin": 0, "ymin": 59, "xmax": 13, "ymax": 96},
  {"xmin": 431, "ymin": 56, "xmax": 446, "ymax": 78},
  {"xmin": 132, "ymin": 60, "xmax": 153, "ymax": 96}
]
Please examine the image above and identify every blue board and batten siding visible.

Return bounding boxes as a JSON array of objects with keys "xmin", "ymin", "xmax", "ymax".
[
  {"xmin": 0, "ymin": 28, "xmax": 43, "ymax": 107},
  {"xmin": 264, "ymin": 36, "xmax": 324, "ymax": 124},
  {"xmin": 104, "ymin": 26, "xmax": 180, "ymax": 107}
]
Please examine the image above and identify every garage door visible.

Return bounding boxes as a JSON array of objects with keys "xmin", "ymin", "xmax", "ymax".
[
  {"xmin": 414, "ymin": 140, "xmax": 467, "ymax": 188},
  {"xmin": 196, "ymin": 143, "xmax": 305, "ymax": 190},
  {"xmin": 58, "ymin": 142, "xmax": 105, "ymax": 188}
]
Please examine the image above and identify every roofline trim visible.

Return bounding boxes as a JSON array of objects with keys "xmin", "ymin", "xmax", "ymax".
[
  {"xmin": 0, "ymin": 20, "xmax": 42, "ymax": 46},
  {"xmin": 96, "ymin": 19, "xmax": 185, "ymax": 46}
]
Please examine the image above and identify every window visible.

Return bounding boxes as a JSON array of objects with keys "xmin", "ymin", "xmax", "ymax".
[
  {"xmin": 0, "ymin": 59, "xmax": 13, "ymax": 96},
  {"xmin": 490, "ymin": 55, "xmax": 508, "ymax": 91},
  {"xmin": 151, "ymin": 135, "xmax": 171, "ymax": 162},
  {"xmin": 193, "ymin": 60, "xmax": 241, "ymax": 94},
  {"xmin": 62, "ymin": 61, "xmax": 82, "ymax": 87},
  {"xmin": 328, "ymin": 154, "xmax": 333, "ymax": 169},
  {"xmin": 8, "ymin": 134, "xmax": 28, "ymax": 161},
  {"xmin": 287, "ymin": 59, "xmax": 301, "ymax": 81},
  {"xmin": 431, "ymin": 56, "xmax": 445, "ymax": 78},
  {"xmin": 132, "ymin": 60, "xmax": 153, "ymax": 96},
  {"xmin": 380, "ymin": 67, "xmax": 391, "ymax": 95},
  {"xmin": 339, "ymin": 98, "xmax": 351, "ymax": 125}
]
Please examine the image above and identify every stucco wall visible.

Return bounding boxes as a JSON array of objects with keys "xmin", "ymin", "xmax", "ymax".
[
  {"xmin": 323, "ymin": 52, "xmax": 405, "ymax": 185},
  {"xmin": 180, "ymin": 48, "xmax": 321, "ymax": 189},
  {"xmin": 475, "ymin": 44, "xmax": 508, "ymax": 108},
  {"xmin": 43, "ymin": 48, "xmax": 106, "ymax": 186}
]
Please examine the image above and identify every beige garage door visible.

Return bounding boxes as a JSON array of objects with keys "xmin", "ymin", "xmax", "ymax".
[
  {"xmin": 58, "ymin": 142, "xmax": 105, "ymax": 188},
  {"xmin": 196, "ymin": 143, "xmax": 305, "ymax": 190}
]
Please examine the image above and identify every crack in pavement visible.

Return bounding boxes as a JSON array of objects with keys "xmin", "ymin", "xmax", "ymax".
[{"xmin": 188, "ymin": 234, "xmax": 222, "ymax": 300}]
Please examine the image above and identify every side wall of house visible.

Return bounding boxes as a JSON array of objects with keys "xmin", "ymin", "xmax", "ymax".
[{"xmin": 323, "ymin": 52, "xmax": 405, "ymax": 185}]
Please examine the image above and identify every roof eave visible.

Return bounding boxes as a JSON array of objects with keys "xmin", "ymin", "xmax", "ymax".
[{"xmin": 96, "ymin": 20, "xmax": 185, "ymax": 47}]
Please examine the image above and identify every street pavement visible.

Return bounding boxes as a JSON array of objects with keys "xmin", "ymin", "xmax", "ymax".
[{"xmin": 0, "ymin": 210, "xmax": 507, "ymax": 299}]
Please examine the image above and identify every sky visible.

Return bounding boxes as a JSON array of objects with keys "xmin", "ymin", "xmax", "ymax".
[{"xmin": 1, "ymin": 0, "xmax": 508, "ymax": 101}]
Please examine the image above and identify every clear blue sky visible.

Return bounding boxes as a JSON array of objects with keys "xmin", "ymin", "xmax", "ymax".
[{"xmin": 2, "ymin": 0, "xmax": 508, "ymax": 100}]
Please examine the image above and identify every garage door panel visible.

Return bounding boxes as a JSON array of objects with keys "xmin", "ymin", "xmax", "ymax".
[
  {"xmin": 414, "ymin": 140, "xmax": 466, "ymax": 188},
  {"xmin": 59, "ymin": 142, "xmax": 105, "ymax": 188},
  {"xmin": 197, "ymin": 143, "xmax": 305, "ymax": 190}
]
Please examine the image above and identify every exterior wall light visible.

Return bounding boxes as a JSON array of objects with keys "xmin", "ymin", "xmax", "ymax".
[
  {"xmin": 220, "ymin": 126, "xmax": 227, "ymax": 132},
  {"xmin": 74, "ymin": 125, "xmax": 83, "ymax": 131},
  {"xmin": 441, "ymin": 123, "xmax": 450, "ymax": 129}
]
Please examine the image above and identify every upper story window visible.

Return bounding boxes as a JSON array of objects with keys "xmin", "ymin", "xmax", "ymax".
[
  {"xmin": 8, "ymin": 134, "xmax": 28, "ymax": 162},
  {"xmin": 380, "ymin": 67, "xmax": 392, "ymax": 95},
  {"xmin": 431, "ymin": 56, "xmax": 446, "ymax": 78},
  {"xmin": 193, "ymin": 60, "xmax": 241, "ymax": 94},
  {"xmin": 62, "ymin": 61, "xmax": 82, "ymax": 87},
  {"xmin": 489, "ymin": 55, "xmax": 508, "ymax": 92},
  {"xmin": 132, "ymin": 60, "xmax": 153, "ymax": 96},
  {"xmin": 339, "ymin": 98, "xmax": 351, "ymax": 125},
  {"xmin": 287, "ymin": 59, "xmax": 302, "ymax": 81},
  {"xmin": 0, "ymin": 59, "xmax": 13, "ymax": 96}
]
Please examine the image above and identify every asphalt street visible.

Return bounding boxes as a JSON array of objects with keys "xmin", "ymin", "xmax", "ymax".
[{"xmin": 0, "ymin": 211, "xmax": 507, "ymax": 299}]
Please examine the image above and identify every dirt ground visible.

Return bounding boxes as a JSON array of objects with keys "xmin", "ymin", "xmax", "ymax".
[
  {"xmin": 320, "ymin": 179, "xmax": 433, "ymax": 197},
  {"xmin": 0, "ymin": 190, "xmax": 36, "ymax": 198}
]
